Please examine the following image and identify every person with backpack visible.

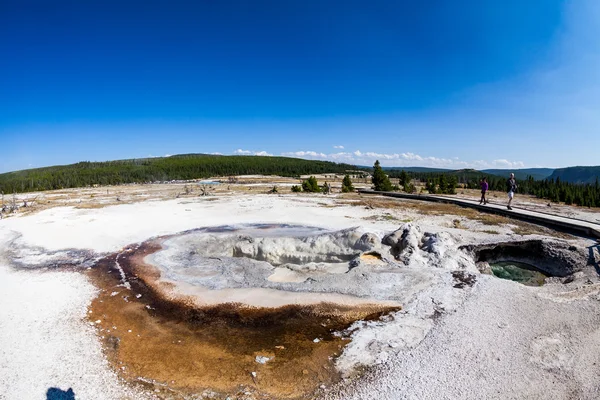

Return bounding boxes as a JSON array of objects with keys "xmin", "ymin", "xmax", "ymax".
[{"xmin": 507, "ymin": 173, "xmax": 517, "ymax": 210}]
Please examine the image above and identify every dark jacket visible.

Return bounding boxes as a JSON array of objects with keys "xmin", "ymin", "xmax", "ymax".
[{"xmin": 507, "ymin": 178, "xmax": 517, "ymax": 192}]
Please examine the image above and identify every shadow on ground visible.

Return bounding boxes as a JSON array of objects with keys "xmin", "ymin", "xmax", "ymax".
[
  {"xmin": 46, "ymin": 387, "xmax": 75, "ymax": 400},
  {"xmin": 589, "ymin": 244, "xmax": 600, "ymax": 276}
]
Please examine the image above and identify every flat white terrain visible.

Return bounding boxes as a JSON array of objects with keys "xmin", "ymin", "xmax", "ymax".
[{"xmin": 1, "ymin": 185, "xmax": 599, "ymax": 399}]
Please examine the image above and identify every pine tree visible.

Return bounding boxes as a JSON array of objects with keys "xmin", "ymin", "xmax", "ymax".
[
  {"xmin": 438, "ymin": 174, "xmax": 448, "ymax": 194},
  {"xmin": 341, "ymin": 175, "xmax": 354, "ymax": 193},
  {"xmin": 426, "ymin": 178, "xmax": 437, "ymax": 194},
  {"xmin": 398, "ymin": 170, "xmax": 408, "ymax": 190},
  {"xmin": 371, "ymin": 160, "xmax": 393, "ymax": 191},
  {"xmin": 446, "ymin": 175, "xmax": 458, "ymax": 194}
]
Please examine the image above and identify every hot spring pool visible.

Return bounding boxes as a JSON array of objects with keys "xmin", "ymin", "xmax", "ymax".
[{"xmin": 490, "ymin": 261, "xmax": 548, "ymax": 286}]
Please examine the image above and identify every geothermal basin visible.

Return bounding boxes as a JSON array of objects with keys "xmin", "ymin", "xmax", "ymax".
[
  {"xmin": 2, "ymin": 192, "xmax": 600, "ymax": 400},
  {"xmin": 88, "ymin": 224, "xmax": 407, "ymax": 398}
]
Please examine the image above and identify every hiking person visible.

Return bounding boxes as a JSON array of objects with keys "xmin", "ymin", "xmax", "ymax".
[
  {"xmin": 507, "ymin": 173, "xmax": 517, "ymax": 210},
  {"xmin": 479, "ymin": 177, "xmax": 488, "ymax": 205}
]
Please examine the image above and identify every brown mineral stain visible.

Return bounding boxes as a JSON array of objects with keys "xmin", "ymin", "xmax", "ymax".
[{"xmin": 87, "ymin": 241, "xmax": 400, "ymax": 399}]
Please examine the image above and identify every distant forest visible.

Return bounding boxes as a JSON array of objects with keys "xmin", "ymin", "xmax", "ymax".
[
  {"xmin": 386, "ymin": 166, "xmax": 600, "ymax": 184},
  {"xmin": 547, "ymin": 166, "xmax": 600, "ymax": 184},
  {"xmin": 387, "ymin": 167, "xmax": 556, "ymax": 181},
  {"xmin": 2, "ymin": 155, "xmax": 599, "ymax": 208},
  {"xmin": 0, "ymin": 154, "xmax": 362, "ymax": 194},
  {"xmin": 386, "ymin": 169, "xmax": 600, "ymax": 208}
]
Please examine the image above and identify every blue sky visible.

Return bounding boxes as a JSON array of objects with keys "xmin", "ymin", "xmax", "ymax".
[{"xmin": 1, "ymin": 0, "xmax": 599, "ymax": 173}]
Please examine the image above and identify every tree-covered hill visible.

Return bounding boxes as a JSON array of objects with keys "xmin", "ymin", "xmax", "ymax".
[
  {"xmin": 382, "ymin": 166, "xmax": 554, "ymax": 181},
  {"xmin": 386, "ymin": 168, "xmax": 504, "ymax": 182},
  {"xmin": 381, "ymin": 166, "xmax": 451, "ymax": 173},
  {"xmin": 0, "ymin": 154, "xmax": 362, "ymax": 194},
  {"xmin": 546, "ymin": 166, "xmax": 600, "ymax": 184},
  {"xmin": 481, "ymin": 168, "xmax": 554, "ymax": 181}
]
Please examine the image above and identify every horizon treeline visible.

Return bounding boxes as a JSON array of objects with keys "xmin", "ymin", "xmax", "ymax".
[
  {"xmin": 386, "ymin": 169, "xmax": 600, "ymax": 208},
  {"xmin": 2, "ymin": 155, "xmax": 599, "ymax": 208},
  {"xmin": 0, "ymin": 154, "xmax": 362, "ymax": 194}
]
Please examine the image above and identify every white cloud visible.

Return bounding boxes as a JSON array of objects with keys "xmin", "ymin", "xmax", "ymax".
[
  {"xmin": 329, "ymin": 152, "xmax": 355, "ymax": 161},
  {"xmin": 233, "ymin": 149, "xmax": 272, "ymax": 156},
  {"xmin": 491, "ymin": 159, "xmax": 525, "ymax": 169},
  {"xmin": 234, "ymin": 149, "xmax": 252, "ymax": 155},
  {"xmin": 333, "ymin": 145, "xmax": 344, "ymax": 149},
  {"xmin": 279, "ymin": 149, "xmax": 525, "ymax": 170},
  {"xmin": 281, "ymin": 151, "xmax": 328, "ymax": 159},
  {"xmin": 401, "ymin": 152, "xmax": 423, "ymax": 161},
  {"xmin": 254, "ymin": 151, "xmax": 273, "ymax": 156}
]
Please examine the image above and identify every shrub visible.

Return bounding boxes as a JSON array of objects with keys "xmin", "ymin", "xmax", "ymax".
[
  {"xmin": 341, "ymin": 174, "xmax": 354, "ymax": 193},
  {"xmin": 302, "ymin": 176, "xmax": 321, "ymax": 193}
]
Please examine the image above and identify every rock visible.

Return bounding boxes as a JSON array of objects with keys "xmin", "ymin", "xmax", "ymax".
[
  {"xmin": 452, "ymin": 270, "xmax": 477, "ymax": 289},
  {"xmin": 348, "ymin": 257, "xmax": 361, "ymax": 269},
  {"xmin": 420, "ymin": 232, "xmax": 454, "ymax": 258},
  {"xmin": 382, "ymin": 223, "xmax": 420, "ymax": 264},
  {"xmin": 355, "ymin": 233, "xmax": 380, "ymax": 251},
  {"xmin": 226, "ymin": 227, "xmax": 365, "ymax": 265},
  {"xmin": 382, "ymin": 227, "xmax": 404, "ymax": 248},
  {"xmin": 255, "ymin": 355, "xmax": 271, "ymax": 364},
  {"xmin": 476, "ymin": 261, "xmax": 492, "ymax": 275}
]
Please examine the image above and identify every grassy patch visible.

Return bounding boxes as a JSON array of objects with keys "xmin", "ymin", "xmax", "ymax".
[
  {"xmin": 317, "ymin": 202, "xmax": 339, "ymax": 208},
  {"xmin": 481, "ymin": 229, "xmax": 500, "ymax": 235},
  {"xmin": 362, "ymin": 213, "xmax": 399, "ymax": 222},
  {"xmin": 510, "ymin": 223, "xmax": 575, "ymax": 239},
  {"xmin": 74, "ymin": 203, "xmax": 112, "ymax": 209}
]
